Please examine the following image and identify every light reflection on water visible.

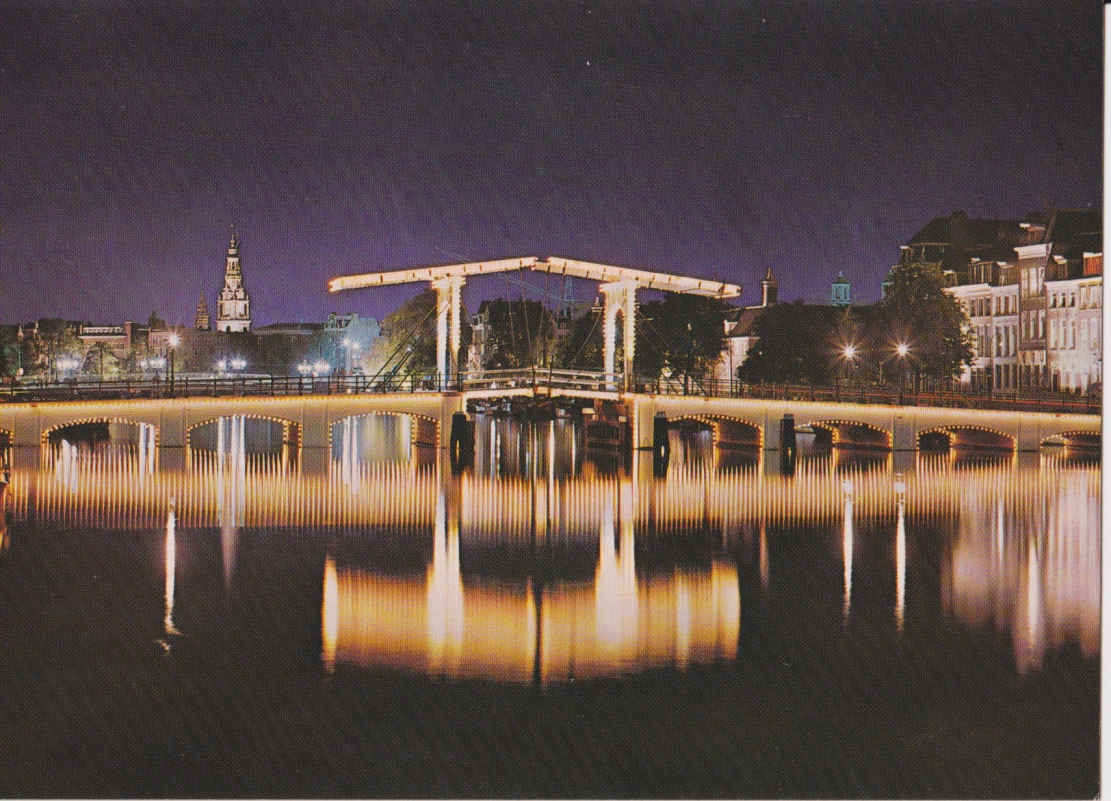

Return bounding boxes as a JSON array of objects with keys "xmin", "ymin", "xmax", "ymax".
[{"xmin": 0, "ymin": 418, "xmax": 1099, "ymax": 684}]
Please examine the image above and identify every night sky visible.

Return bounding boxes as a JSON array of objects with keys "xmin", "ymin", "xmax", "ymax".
[{"xmin": 1, "ymin": 0, "xmax": 1101, "ymax": 327}]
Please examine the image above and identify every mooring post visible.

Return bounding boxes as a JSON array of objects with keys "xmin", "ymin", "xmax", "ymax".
[
  {"xmin": 449, "ymin": 411, "xmax": 474, "ymax": 473},
  {"xmin": 779, "ymin": 413, "xmax": 796, "ymax": 475},
  {"xmin": 652, "ymin": 412, "xmax": 670, "ymax": 477}
]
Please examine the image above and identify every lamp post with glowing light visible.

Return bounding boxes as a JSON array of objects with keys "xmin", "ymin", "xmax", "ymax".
[
  {"xmin": 838, "ymin": 343, "xmax": 859, "ymax": 399},
  {"xmin": 894, "ymin": 342, "xmax": 910, "ymax": 404},
  {"xmin": 167, "ymin": 332, "xmax": 180, "ymax": 395}
]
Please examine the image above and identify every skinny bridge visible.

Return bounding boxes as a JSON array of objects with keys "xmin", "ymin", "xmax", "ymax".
[{"xmin": 328, "ymin": 256, "xmax": 742, "ymax": 390}]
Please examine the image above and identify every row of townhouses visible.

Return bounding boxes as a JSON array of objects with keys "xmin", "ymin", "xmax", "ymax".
[{"xmin": 921, "ymin": 209, "xmax": 1101, "ymax": 392}]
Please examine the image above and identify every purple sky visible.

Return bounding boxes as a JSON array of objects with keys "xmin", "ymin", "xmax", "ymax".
[{"xmin": 1, "ymin": 0, "xmax": 1101, "ymax": 327}]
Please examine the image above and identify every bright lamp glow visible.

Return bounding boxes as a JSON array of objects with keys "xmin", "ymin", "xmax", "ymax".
[
  {"xmin": 895, "ymin": 343, "xmax": 909, "ymax": 358},
  {"xmin": 167, "ymin": 333, "xmax": 181, "ymax": 348},
  {"xmin": 842, "ymin": 344, "xmax": 857, "ymax": 360}
]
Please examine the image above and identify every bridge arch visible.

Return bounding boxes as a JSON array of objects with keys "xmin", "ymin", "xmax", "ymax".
[
  {"xmin": 802, "ymin": 419, "xmax": 892, "ymax": 451},
  {"xmin": 1040, "ymin": 430, "xmax": 1101, "ymax": 450},
  {"xmin": 328, "ymin": 411, "xmax": 440, "ymax": 459},
  {"xmin": 42, "ymin": 417, "xmax": 160, "ymax": 447},
  {"xmin": 41, "ymin": 417, "xmax": 159, "ymax": 469},
  {"xmin": 186, "ymin": 413, "xmax": 302, "ymax": 469},
  {"xmin": 669, "ymin": 414, "xmax": 762, "ymax": 449},
  {"xmin": 917, "ymin": 424, "xmax": 1015, "ymax": 452}
]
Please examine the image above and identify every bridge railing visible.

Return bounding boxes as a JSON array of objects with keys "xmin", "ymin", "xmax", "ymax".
[
  {"xmin": 633, "ymin": 374, "xmax": 1100, "ymax": 415},
  {"xmin": 0, "ymin": 370, "xmax": 1100, "ymax": 415}
]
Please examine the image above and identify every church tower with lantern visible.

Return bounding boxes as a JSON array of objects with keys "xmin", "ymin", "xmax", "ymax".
[{"xmin": 215, "ymin": 229, "xmax": 251, "ymax": 332}]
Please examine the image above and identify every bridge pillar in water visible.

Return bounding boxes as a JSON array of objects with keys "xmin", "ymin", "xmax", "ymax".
[
  {"xmin": 600, "ymin": 279, "xmax": 637, "ymax": 391},
  {"xmin": 892, "ymin": 413, "xmax": 916, "ymax": 452},
  {"xmin": 158, "ymin": 407, "xmax": 187, "ymax": 473},
  {"xmin": 432, "ymin": 275, "xmax": 465, "ymax": 389},
  {"xmin": 779, "ymin": 413, "xmax": 796, "ymax": 475},
  {"xmin": 652, "ymin": 413, "xmax": 670, "ymax": 476},
  {"xmin": 449, "ymin": 412, "xmax": 474, "ymax": 473},
  {"xmin": 300, "ymin": 403, "xmax": 331, "ymax": 476},
  {"xmin": 1016, "ymin": 420, "xmax": 1040, "ymax": 452}
]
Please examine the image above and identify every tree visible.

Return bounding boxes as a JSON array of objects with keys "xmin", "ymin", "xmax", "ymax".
[
  {"xmin": 476, "ymin": 299, "xmax": 553, "ymax": 369},
  {"xmin": 25, "ymin": 319, "xmax": 82, "ymax": 379},
  {"xmin": 635, "ymin": 295, "xmax": 730, "ymax": 389},
  {"xmin": 738, "ymin": 302, "xmax": 841, "ymax": 385},
  {"xmin": 0, "ymin": 326, "xmax": 20, "ymax": 378},
  {"xmin": 554, "ymin": 309, "xmax": 604, "ymax": 370},
  {"xmin": 879, "ymin": 260, "xmax": 973, "ymax": 384},
  {"xmin": 365, "ymin": 290, "xmax": 471, "ymax": 379}
]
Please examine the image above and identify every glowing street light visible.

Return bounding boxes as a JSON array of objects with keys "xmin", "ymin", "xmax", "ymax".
[
  {"xmin": 230, "ymin": 357, "xmax": 247, "ymax": 371},
  {"xmin": 841, "ymin": 344, "xmax": 858, "ymax": 362},
  {"xmin": 56, "ymin": 356, "xmax": 81, "ymax": 374},
  {"xmin": 312, "ymin": 360, "xmax": 330, "ymax": 377},
  {"xmin": 297, "ymin": 362, "xmax": 312, "ymax": 376},
  {"xmin": 895, "ymin": 342, "xmax": 910, "ymax": 359},
  {"xmin": 167, "ymin": 332, "xmax": 180, "ymax": 392}
]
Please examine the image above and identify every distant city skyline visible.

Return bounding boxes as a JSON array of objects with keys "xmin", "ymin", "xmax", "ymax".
[{"xmin": 1, "ymin": 0, "xmax": 1100, "ymax": 325}]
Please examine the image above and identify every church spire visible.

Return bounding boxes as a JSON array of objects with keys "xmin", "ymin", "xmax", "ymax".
[
  {"xmin": 761, "ymin": 267, "xmax": 778, "ymax": 307},
  {"xmin": 215, "ymin": 229, "xmax": 251, "ymax": 332}
]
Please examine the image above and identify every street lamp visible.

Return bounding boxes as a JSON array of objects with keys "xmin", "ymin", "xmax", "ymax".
[
  {"xmin": 55, "ymin": 356, "xmax": 80, "ymax": 381},
  {"xmin": 838, "ymin": 343, "xmax": 859, "ymax": 399},
  {"xmin": 167, "ymin": 332, "xmax": 180, "ymax": 393},
  {"xmin": 893, "ymin": 342, "xmax": 911, "ymax": 402},
  {"xmin": 341, "ymin": 336, "xmax": 362, "ymax": 374}
]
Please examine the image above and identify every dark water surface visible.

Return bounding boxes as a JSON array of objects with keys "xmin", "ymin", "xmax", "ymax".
[{"xmin": 0, "ymin": 424, "xmax": 1098, "ymax": 797}]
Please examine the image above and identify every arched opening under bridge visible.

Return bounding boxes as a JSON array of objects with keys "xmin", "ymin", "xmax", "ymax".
[
  {"xmin": 917, "ymin": 425, "xmax": 1015, "ymax": 453},
  {"xmin": 188, "ymin": 415, "xmax": 301, "ymax": 471},
  {"xmin": 803, "ymin": 420, "xmax": 892, "ymax": 451},
  {"xmin": 668, "ymin": 415, "xmax": 762, "ymax": 471},
  {"xmin": 42, "ymin": 418, "xmax": 158, "ymax": 469},
  {"xmin": 330, "ymin": 412, "xmax": 438, "ymax": 470},
  {"xmin": 1041, "ymin": 430, "xmax": 1101, "ymax": 452}
]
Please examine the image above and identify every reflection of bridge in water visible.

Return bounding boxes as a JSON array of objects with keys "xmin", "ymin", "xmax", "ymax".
[
  {"xmin": 5, "ymin": 451, "xmax": 1094, "ymax": 532},
  {"xmin": 3, "ymin": 448, "xmax": 1097, "ymax": 681}
]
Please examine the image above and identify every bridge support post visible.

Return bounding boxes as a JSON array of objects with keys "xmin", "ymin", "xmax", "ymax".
[
  {"xmin": 600, "ymin": 280, "xmax": 637, "ymax": 391},
  {"xmin": 432, "ymin": 276, "xmax": 465, "ymax": 390},
  {"xmin": 449, "ymin": 412, "xmax": 474, "ymax": 473},
  {"xmin": 652, "ymin": 413, "xmax": 670, "ymax": 477},
  {"xmin": 779, "ymin": 413, "xmax": 796, "ymax": 475}
]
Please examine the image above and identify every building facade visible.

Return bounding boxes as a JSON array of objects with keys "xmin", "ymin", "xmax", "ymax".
[{"xmin": 907, "ymin": 209, "xmax": 1103, "ymax": 393}]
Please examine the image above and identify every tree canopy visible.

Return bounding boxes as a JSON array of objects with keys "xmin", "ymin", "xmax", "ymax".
[
  {"xmin": 364, "ymin": 290, "xmax": 471, "ymax": 378},
  {"xmin": 554, "ymin": 309, "xmax": 603, "ymax": 370},
  {"xmin": 476, "ymin": 299, "xmax": 553, "ymax": 369},
  {"xmin": 879, "ymin": 260, "xmax": 972, "ymax": 380},
  {"xmin": 738, "ymin": 301, "xmax": 842, "ymax": 384},
  {"xmin": 635, "ymin": 295, "xmax": 730, "ymax": 387}
]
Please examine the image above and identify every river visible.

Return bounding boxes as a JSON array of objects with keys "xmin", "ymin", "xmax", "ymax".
[{"xmin": 0, "ymin": 416, "xmax": 1098, "ymax": 796}]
